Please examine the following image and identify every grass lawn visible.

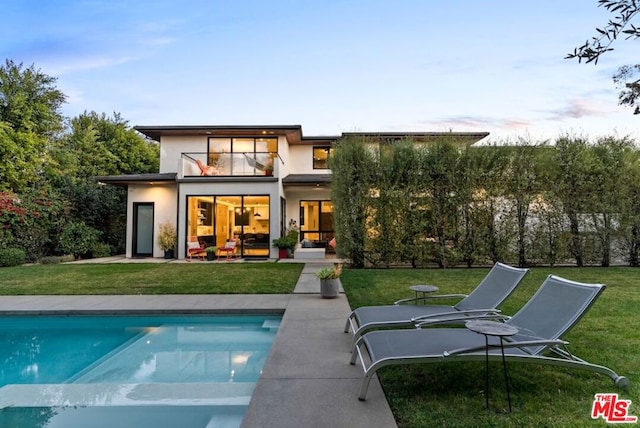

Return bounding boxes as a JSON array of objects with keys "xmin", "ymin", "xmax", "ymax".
[
  {"xmin": 0, "ymin": 263, "xmax": 303, "ymax": 294},
  {"xmin": 341, "ymin": 266, "xmax": 640, "ymax": 428}
]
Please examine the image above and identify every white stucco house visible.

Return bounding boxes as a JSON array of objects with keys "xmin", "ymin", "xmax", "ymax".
[{"xmin": 97, "ymin": 125, "xmax": 488, "ymax": 260}]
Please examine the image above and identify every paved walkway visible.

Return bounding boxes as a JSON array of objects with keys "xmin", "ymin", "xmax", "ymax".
[
  {"xmin": 0, "ymin": 257, "xmax": 397, "ymax": 428},
  {"xmin": 241, "ymin": 262, "xmax": 396, "ymax": 428}
]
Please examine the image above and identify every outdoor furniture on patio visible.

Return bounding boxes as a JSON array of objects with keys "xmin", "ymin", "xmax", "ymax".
[
  {"xmin": 196, "ymin": 159, "xmax": 220, "ymax": 176},
  {"xmin": 351, "ymin": 274, "xmax": 630, "ymax": 401},
  {"xmin": 186, "ymin": 236, "xmax": 206, "ymax": 261},
  {"xmin": 218, "ymin": 240, "xmax": 238, "ymax": 260},
  {"xmin": 344, "ymin": 262, "xmax": 529, "ymax": 347}
]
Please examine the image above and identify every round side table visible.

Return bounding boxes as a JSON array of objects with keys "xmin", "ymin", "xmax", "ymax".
[
  {"xmin": 465, "ymin": 320, "xmax": 518, "ymax": 412},
  {"xmin": 409, "ymin": 284, "xmax": 439, "ymax": 304}
]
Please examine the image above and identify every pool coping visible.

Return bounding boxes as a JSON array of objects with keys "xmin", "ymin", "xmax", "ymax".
[{"xmin": 0, "ymin": 263, "xmax": 397, "ymax": 428}]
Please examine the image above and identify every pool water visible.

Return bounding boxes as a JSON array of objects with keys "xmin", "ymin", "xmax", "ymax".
[{"xmin": 0, "ymin": 314, "xmax": 281, "ymax": 428}]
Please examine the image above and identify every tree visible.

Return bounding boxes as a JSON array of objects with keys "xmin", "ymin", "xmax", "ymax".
[
  {"xmin": 567, "ymin": 0, "xmax": 640, "ymax": 113},
  {"xmin": 50, "ymin": 111, "xmax": 159, "ymax": 180},
  {"xmin": 552, "ymin": 137, "xmax": 596, "ymax": 267},
  {"xmin": 330, "ymin": 135, "xmax": 376, "ymax": 268},
  {"xmin": 47, "ymin": 111, "xmax": 159, "ymax": 255},
  {"xmin": 502, "ymin": 140, "xmax": 545, "ymax": 267},
  {"xmin": 0, "ymin": 60, "xmax": 66, "ymax": 193},
  {"xmin": 0, "ymin": 59, "xmax": 66, "ymax": 136}
]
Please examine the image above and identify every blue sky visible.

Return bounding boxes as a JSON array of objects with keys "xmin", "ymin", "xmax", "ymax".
[{"xmin": 2, "ymin": 0, "xmax": 638, "ymax": 142}]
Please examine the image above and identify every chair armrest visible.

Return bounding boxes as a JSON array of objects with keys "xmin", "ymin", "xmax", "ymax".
[
  {"xmin": 394, "ymin": 293, "xmax": 467, "ymax": 305},
  {"xmin": 411, "ymin": 308, "xmax": 502, "ymax": 323},
  {"xmin": 415, "ymin": 313, "xmax": 508, "ymax": 328},
  {"xmin": 443, "ymin": 339, "xmax": 569, "ymax": 357}
]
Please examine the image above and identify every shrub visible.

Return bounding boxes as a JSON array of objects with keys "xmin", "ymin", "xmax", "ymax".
[
  {"xmin": 57, "ymin": 221, "xmax": 102, "ymax": 259},
  {"xmin": 91, "ymin": 242, "xmax": 112, "ymax": 258},
  {"xmin": 41, "ymin": 256, "xmax": 62, "ymax": 265},
  {"xmin": 157, "ymin": 222, "xmax": 177, "ymax": 251},
  {"xmin": 0, "ymin": 248, "xmax": 26, "ymax": 267}
]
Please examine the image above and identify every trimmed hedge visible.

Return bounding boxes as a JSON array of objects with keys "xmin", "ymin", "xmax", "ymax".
[{"xmin": 0, "ymin": 248, "xmax": 26, "ymax": 267}]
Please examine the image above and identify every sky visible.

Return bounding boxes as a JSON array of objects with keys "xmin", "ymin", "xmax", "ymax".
[{"xmin": 2, "ymin": 0, "xmax": 639, "ymax": 143}]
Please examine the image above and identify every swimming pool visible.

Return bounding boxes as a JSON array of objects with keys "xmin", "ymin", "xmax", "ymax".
[{"xmin": 0, "ymin": 314, "xmax": 281, "ymax": 428}]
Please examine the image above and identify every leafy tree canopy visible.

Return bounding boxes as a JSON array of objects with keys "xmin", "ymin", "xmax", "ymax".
[
  {"xmin": 0, "ymin": 59, "xmax": 66, "ymax": 136},
  {"xmin": 0, "ymin": 60, "xmax": 67, "ymax": 192},
  {"xmin": 50, "ymin": 111, "xmax": 159, "ymax": 181},
  {"xmin": 567, "ymin": 0, "xmax": 640, "ymax": 113}
]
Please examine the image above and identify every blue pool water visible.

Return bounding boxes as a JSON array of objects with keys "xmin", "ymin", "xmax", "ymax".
[{"xmin": 0, "ymin": 314, "xmax": 281, "ymax": 428}]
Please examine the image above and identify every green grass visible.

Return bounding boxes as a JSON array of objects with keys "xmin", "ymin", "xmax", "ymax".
[
  {"xmin": 0, "ymin": 263, "xmax": 303, "ymax": 294},
  {"xmin": 342, "ymin": 267, "xmax": 640, "ymax": 427}
]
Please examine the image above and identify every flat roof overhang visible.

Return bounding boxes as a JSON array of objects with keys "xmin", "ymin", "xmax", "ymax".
[
  {"xmin": 133, "ymin": 126, "xmax": 489, "ymax": 147},
  {"xmin": 134, "ymin": 125, "xmax": 310, "ymax": 145},
  {"xmin": 282, "ymin": 174, "xmax": 331, "ymax": 188},
  {"xmin": 340, "ymin": 131, "xmax": 490, "ymax": 146},
  {"xmin": 95, "ymin": 173, "xmax": 177, "ymax": 187}
]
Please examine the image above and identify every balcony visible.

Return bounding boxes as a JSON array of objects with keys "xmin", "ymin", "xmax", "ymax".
[{"xmin": 180, "ymin": 152, "xmax": 278, "ymax": 178}]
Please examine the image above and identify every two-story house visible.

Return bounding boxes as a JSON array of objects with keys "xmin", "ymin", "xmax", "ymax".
[{"xmin": 97, "ymin": 125, "xmax": 488, "ymax": 260}]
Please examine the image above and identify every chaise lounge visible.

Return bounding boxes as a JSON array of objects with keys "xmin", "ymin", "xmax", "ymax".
[
  {"xmin": 344, "ymin": 262, "xmax": 529, "ymax": 347},
  {"xmin": 351, "ymin": 274, "xmax": 630, "ymax": 400}
]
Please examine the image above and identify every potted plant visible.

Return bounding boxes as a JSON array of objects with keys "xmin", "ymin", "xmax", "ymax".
[
  {"xmin": 272, "ymin": 236, "xmax": 294, "ymax": 259},
  {"xmin": 315, "ymin": 263, "xmax": 342, "ymax": 298},
  {"xmin": 157, "ymin": 222, "xmax": 177, "ymax": 259},
  {"xmin": 204, "ymin": 246, "xmax": 217, "ymax": 261},
  {"xmin": 264, "ymin": 160, "xmax": 274, "ymax": 176}
]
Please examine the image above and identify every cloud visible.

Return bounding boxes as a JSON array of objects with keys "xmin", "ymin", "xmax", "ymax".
[
  {"xmin": 545, "ymin": 99, "xmax": 609, "ymax": 121},
  {"xmin": 46, "ymin": 55, "xmax": 133, "ymax": 76},
  {"xmin": 406, "ymin": 116, "xmax": 533, "ymax": 134}
]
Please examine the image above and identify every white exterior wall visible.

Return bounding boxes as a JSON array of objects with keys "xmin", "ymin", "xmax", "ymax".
[
  {"xmin": 160, "ymin": 135, "xmax": 208, "ymax": 174},
  {"xmin": 126, "ymin": 184, "xmax": 178, "ymax": 258},
  {"xmin": 288, "ymin": 145, "xmax": 330, "ymax": 174}
]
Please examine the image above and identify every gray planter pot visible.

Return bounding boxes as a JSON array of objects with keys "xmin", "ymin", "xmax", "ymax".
[{"xmin": 320, "ymin": 278, "xmax": 340, "ymax": 299}]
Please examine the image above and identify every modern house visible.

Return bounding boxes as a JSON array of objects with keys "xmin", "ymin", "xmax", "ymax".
[{"xmin": 97, "ymin": 125, "xmax": 489, "ymax": 260}]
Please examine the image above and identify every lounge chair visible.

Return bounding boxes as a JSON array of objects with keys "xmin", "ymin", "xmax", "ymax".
[
  {"xmin": 217, "ymin": 240, "xmax": 238, "ymax": 260},
  {"xmin": 196, "ymin": 159, "xmax": 219, "ymax": 176},
  {"xmin": 351, "ymin": 274, "xmax": 630, "ymax": 400},
  {"xmin": 344, "ymin": 262, "xmax": 529, "ymax": 347},
  {"xmin": 186, "ymin": 236, "xmax": 205, "ymax": 261}
]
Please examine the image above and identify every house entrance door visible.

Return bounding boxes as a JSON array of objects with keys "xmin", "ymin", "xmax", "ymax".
[{"xmin": 133, "ymin": 203, "xmax": 154, "ymax": 257}]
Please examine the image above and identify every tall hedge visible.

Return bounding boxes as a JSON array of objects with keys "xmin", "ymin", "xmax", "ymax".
[{"xmin": 330, "ymin": 135, "xmax": 640, "ymax": 268}]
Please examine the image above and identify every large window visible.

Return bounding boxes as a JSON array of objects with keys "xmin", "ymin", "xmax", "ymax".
[
  {"xmin": 206, "ymin": 137, "xmax": 278, "ymax": 175},
  {"xmin": 299, "ymin": 200, "xmax": 334, "ymax": 251},
  {"xmin": 313, "ymin": 147, "xmax": 334, "ymax": 169},
  {"xmin": 186, "ymin": 195, "xmax": 270, "ymax": 258}
]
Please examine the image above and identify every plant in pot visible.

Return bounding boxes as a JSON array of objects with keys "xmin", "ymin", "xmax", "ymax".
[
  {"xmin": 264, "ymin": 161, "xmax": 274, "ymax": 176},
  {"xmin": 204, "ymin": 246, "xmax": 217, "ymax": 261},
  {"xmin": 272, "ymin": 236, "xmax": 294, "ymax": 259},
  {"xmin": 157, "ymin": 222, "xmax": 177, "ymax": 259},
  {"xmin": 315, "ymin": 263, "xmax": 342, "ymax": 298}
]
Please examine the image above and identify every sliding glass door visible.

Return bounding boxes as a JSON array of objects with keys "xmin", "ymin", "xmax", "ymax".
[
  {"xmin": 299, "ymin": 200, "xmax": 334, "ymax": 252},
  {"xmin": 186, "ymin": 195, "xmax": 270, "ymax": 258}
]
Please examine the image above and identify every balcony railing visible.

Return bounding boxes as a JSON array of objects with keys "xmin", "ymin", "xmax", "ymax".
[{"xmin": 180, "ymin": 152, "xmax": 277, "ymax": 178}]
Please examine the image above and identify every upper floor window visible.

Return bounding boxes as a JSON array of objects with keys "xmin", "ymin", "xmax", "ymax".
[
  {"xmin": 313, "ymin": 147, "xmax": 333, "ymax": 169},
  {"xmin": 207, "ymin": 137, "xmax": 278, "ymax": 175},
  {"xmin": 208, "ymin": 137, "xmax": 278, "ymax": 156}
]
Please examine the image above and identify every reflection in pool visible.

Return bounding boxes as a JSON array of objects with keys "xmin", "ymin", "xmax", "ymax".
[{"xmin": 0, "ymin": 314, "xmax": 281, "ymax": 428}]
